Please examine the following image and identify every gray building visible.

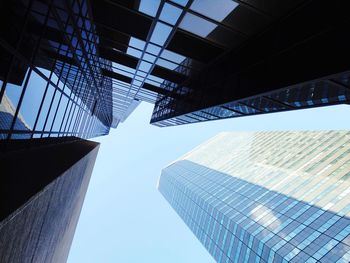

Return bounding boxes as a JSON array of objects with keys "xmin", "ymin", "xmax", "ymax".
[
  {"xmin": 158, "ymin": 131, "xmax": 350, "ymax": 262},
  {"xmin": 0, "ymin": 137, "xmax": 99, "ymax": 263}
]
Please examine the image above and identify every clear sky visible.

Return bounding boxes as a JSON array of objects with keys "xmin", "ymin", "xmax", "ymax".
[{"xmin": 67, "ymin": 103, "xmax": 350, "ymax": 263}]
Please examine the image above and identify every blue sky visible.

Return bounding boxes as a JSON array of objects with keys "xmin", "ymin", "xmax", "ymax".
[{"xmin": 67, "ymin": 103, "xmax": 350, "ymax": 263}]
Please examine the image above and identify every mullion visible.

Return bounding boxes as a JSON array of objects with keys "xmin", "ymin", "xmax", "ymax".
[
  {"xmin": 7, "ymin": 0, "xmax": 60, "ymax": 139},
  {"xmin": 40, "ymin": 5, "xmax": 73, "ymax": 137},
  {"xmin": 134, "ymin": 0, "xmax": 195, "ymax": 100},
  {"xmin": 59, "ymin": 64, "xmax": 84, "ymax": 135},
  {"xmin": 0, "ymin": 0, "xmax": 34, "ymax": 103},
  {"xmin": 63, "ymin": 0, "xmax": 110, "ymax": 124},
  {"xmin": 48, "ymin": 63, "xmax": 74, "ymax": 136},
  {"xmin": 30, "ymin": 0, "xmax": 57, "ymax": 138}
]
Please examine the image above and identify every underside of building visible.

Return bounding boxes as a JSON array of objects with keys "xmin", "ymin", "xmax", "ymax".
[
  {"xmin": 0, "ymin": 0, "xmax": 350, "ymax": 137},
  {"xmin": 1, "ymin": 1, "xmax": 350, "ymax": 262}
]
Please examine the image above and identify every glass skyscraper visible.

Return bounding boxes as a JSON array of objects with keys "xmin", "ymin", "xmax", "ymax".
[
  {"xmin": 1, "ymin": 0, "xmax": 350, "ymax": 136},
  {"xmin": 1, "ymin": 0, "xmax": 350, "ymax": 262},
  {"xmin": 159, "ymin": 131, "xmax": 350, "ymax": 262}
]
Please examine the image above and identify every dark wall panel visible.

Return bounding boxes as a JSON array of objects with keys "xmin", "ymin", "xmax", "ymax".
[{"xmin": 0, "ymin": 137, "xmax": 99, "ymax": 263}]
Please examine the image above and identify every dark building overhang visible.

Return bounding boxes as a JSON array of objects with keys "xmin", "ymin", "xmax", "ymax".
[
  {"xmin": 1, "ymin": 0, "xmax": 350, "ymax": 130},
  {"xmin": 150, "ymin": 0, "xmax": 350, "ymax": 124},
  {"xmin": 91, "ymin": 0, "xmax": 152, "ymax": 41}
]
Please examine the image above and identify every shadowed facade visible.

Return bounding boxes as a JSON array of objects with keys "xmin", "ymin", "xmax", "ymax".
[
  {"xmin": 1, "ymin": 1, "xmax": 350, "ymax": 135},
  {"xmin": 0, "ymin": 138, "xmax": 99, "ymax": 263},
  {"xmin": 1, "ymin": 1, "xmax": 350, "ymax": 262}
]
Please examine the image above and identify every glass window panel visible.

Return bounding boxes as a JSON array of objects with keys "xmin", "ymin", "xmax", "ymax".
[
  {"xmin": 127, "ymin": 47, "xmax": 142, "ymax": 58},
  {"xmin": 170, "ymin": 0, "xmax": 188, "ymax": 6},
  {"xmin": 3, "ymin": 68, "xmax": 30, "ymax": 111},
  {"xmin": 129, "ymin": 37, "xmax": 146, "ymax": 50},
  {"xmin": 190, "ymin": 0, "xmax": 238, "ymax": 22},
  {"xmin": 143, "ymin": 53, "xmax": 157, "ymax": 63},
  {"xmin": 150, "ymin": 22, "xmax": 172, "ymax": 45},
  {"xmin": 161, "ymin": 49, "xmax": 186, "ymax": 64},
  {"xmin": 132, "ymin": 80, "xmax": 142, "ymax": 86},
  {"xmin": 60, "ymin": 100, "xmax": 72, "ymax": 132},
  {"xmin": 77, "ymin": 112, "xmax": 87, "ymax": 134},
  {"xmin": 139, "ymin": 61, "xmax": 152, "ymax": 72},
  {"xmin": 57, "ymin": 77, "xmax": 65, "ymax": 90},
  {"xmin": 49, "ymin": 132, "xmax": 59, "ymax": 137},
  {"xmin": 137, "ymin": 71, "xmax": 147, "ymax": 77},
  {"xmin": 0, "ymin": 81, "xmax": 24, "ymax": 131},
  {"xmin": 146, "ymin": 43, "xmax": 161, "ymax": 55},
  {"xmin": 35, "ymin": 84, "xmax": 55, "ymax": 131},
  {"xmin": 37, "ymin": 67, "xmax": 51, "ymax": 78},
  {"xmin": 15, "ymin": 71, "xmax": 48, "ymax": 130},
  {"xmin": 69, "ymin": 105, "xmax": 79, "ymax": 132},
  {"xmin": 145, "ymin": 79, "xmax": 161, "ymax": 87},
  {"xmin": 160, "ymin": 3, "xmax": 182, "ymax": 25},
  {"xmin": 32, "ymin": 133, "xmax": 41, "ymax": 138},
  {"xmin": 147, "ymin": 74, "xmax": 164, "ymax": 84},
  {"xmin": 180, "ymin": 13, "xmax": 216, "ymax": 37},
  {"xmin": 139, "ymin": 0, "xmax": 161, "ymax": 17},
  {"xmin": 51, "ymin": 72, "xmax": 59, "ymax": 85},
  {"xmin": 156, "ymin": 58, "xmax": 178, "ymax": 70},
  {"xmin": 52, "ymin": 95, "xmax": 68, "ymax": 131},
  {"xmin": 44, "ymin": 90, "xmax": 60, "ymax": 131},
  {"xmin": 114, "ymin": 69, "xmax": 134, "ymax": 79}
]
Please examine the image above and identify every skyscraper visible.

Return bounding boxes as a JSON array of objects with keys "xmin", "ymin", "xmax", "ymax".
[
  {"xmin": 1, "ymin": 0, "xmax": 350, "ymax": 262},
  {"xmin": 1, "ymin": 0, "xmax": 350, "ymax": 136},
  {"xmin": 159, "ymin": 131, "xmax": 350, "ymax": 262},
  {"xmin": 0, "ymin": 137, "xmax": 99, "ymax": 263},
  {"xmin": 0, "ymin": 1, "xmax": 108, "ymax": 261}
]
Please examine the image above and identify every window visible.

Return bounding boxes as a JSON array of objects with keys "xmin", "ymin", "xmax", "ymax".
[
  {"xmin": 190, "ymin": 0, "xmax": 238, "ymax": 22},
  {"xmin": 180, "ymin": 13, "xmax": 216, "ymax": 37}
]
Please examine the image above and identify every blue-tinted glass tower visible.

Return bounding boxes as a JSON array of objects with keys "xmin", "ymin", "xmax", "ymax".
[
  {"xmin": 159, "ymin": 131, "xmax": 350, "ymax": 262},
  {"xmin": 1, "ymin": 0, "xmax": 350, "ymax": 262}
]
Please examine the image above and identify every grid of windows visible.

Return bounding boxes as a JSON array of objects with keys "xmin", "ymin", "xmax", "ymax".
[
  {"xmin": 1, "ymin": 1, "xmax": 349, "ymax": 132},
  {"xmin": 147, "ymin": 1, "xmax": 350, "ymax": 127},
  {"xmin": 0, "ymin": 0, "xmax": 270, "ymax": 134},
  {"xmin": 87, "ymin": 0, "xmax": 235, "ymax": 110},
  {"xmin": 91, "ymin": 0, "xmax": 242, "ymax": 106},
  {"xmin": 0, "ymin": 0, "xmax": 111, "ymax": 139},
  {"xmin": 158, "ymin": 131, "xmax": 350, "ymax": 262},
  {"xmin": 152, "ymin": 77, "xmax": 350, "ymax": 127}
]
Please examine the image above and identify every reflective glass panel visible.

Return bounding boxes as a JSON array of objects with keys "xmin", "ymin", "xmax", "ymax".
[
  {"xmin": 161, "ymin": 49, "xmax": 186, "ymax": 64},
  {"xmin": 190, "ymin": 0, "xmax": 238, "ymax": 22},
  {"xmin": 129, "ymin": 37, "xmax": 146, "ymax": 50},
  {"xmin": 180, "ymin": 13, "xmax": 216, "ymax": 37},
  {"xmin": 52, "ymin": 94, "xmax": 69, "ymax": 131},
  {"xmin": 160, "ymin": 3, "xmax": 182, "ymax": 25},
  {"xmin": 146, "ymin": 43, "xmax": 162, "ymax": 55},
  {"xmin": 150, "ymin": 22, "xmax": 172, "ymax": 45},
  {"xmin": 15, "ymin": 71, "xmax": 47, "ymax": 130},
  {"xmin": 35, "ymin": 84, "xmax": 55, "ymax": 131},
  {"xmin": 170, "ymin": 0, "xmax": 188, "ymax": 7},
  {"xmin": 156, "ymin": 58, "xmax": 178, "ymax": 70},
  {"xmin": 139, "ymin": 0, "xmax": 161, "ymax": 17}
]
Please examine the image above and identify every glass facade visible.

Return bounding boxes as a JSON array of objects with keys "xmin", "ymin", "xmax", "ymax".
[
  {"xmin": 147, "ymin": 1, "xmax": 350, "ymax": 127},
  {"xmin": 1, "ymin": 1, "xmax": 349, "ymax": 132},
  {"xmin": 159, "ymin": 131, "xmax": 350, "ymax": 262},
  {"xmin": 0, "ymin": 0, "xmax": 250, "ymax": 135},
  {"xmin": 0, "ymin": 0, "xmax": 113, "ymax": 139},
  {"xmin": 151, "ymin": 76, "xmax": 350, "ymax": 127}
]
